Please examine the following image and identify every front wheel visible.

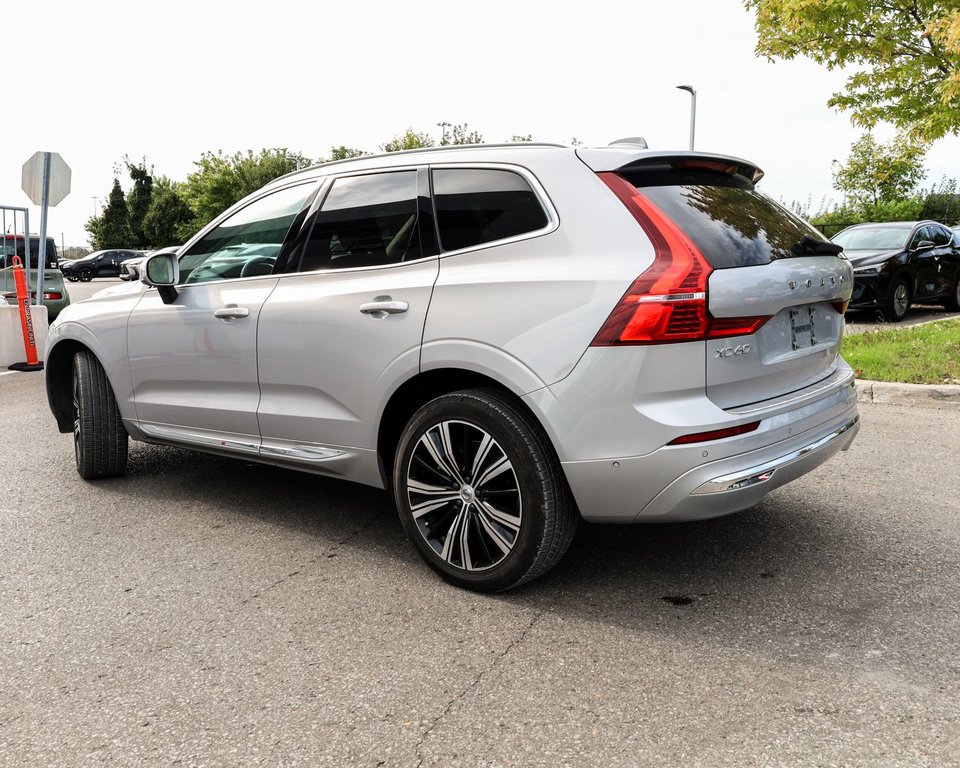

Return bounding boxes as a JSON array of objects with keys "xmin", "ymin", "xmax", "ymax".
[
  {"xmin": 78, "ymin": 267, "xmax": 93, "ymax": 282},
  {"xmin": 882, "ymin": 278, "xmax": 911, "ymax": 321},
  {"xmin": 73, "ymin": 350, "xmax": 128, "ymax": 479},
  {"xmin": 393, "ymin": 389, "xmax": 577, "ymax": 592}
]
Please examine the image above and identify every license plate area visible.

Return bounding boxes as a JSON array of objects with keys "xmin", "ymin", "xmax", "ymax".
[{"xmin": 789, "ymin": 306, "xmax": 818, "ymax": 350}]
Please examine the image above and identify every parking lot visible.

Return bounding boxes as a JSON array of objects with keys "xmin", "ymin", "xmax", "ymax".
[{"xmin": 2, "ymin": 352, "xmax": 959, "ymax": 765}]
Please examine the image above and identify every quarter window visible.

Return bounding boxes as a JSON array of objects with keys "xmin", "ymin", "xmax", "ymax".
[
  {"xmin": 178, "ymin": 183, "xmax": 314, "ymax": 284},
  {"xmin": 432, "ymin": 168, "xmax": 548, "ymax": 252},
  {"xmin": 300, "ymin": 171, "xmax": 422, "ymax": 271}
]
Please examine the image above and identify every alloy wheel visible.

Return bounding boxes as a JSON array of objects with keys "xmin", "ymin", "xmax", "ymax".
[
  {"xmin": 406, "ymin": 419, "xmax": 522, "ymax": 572},
  {"xmin": 892, "ymin": 282, "xmax": 909, "ymax": 318}
]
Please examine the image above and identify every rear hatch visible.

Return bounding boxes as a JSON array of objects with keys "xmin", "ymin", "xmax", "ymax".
[{"xmin": 582, "ymin": 151, "xmax": 852, "ymax": 409}]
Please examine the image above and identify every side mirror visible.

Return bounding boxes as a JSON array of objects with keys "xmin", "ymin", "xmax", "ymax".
[
  {"xmin": 914, "ymin": 240, "xmax": 935, "ymax": 251},
  {"xmin": 141, "ymin": 251, "xmax": 180, "ymax": 304}
]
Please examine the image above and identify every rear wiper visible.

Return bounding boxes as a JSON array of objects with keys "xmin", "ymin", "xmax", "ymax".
[{"xmin": 791, "ymin": 234, "xmax": 843, "ymax": 257}]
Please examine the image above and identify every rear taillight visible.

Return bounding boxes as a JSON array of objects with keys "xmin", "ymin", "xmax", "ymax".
[
  {"xmin": 42, "ymin": 292, "xmax": 62, "ymax": 300},
  {"xmin": 592, "ymin": 173, "xmax": 771, "ymax": 345}
]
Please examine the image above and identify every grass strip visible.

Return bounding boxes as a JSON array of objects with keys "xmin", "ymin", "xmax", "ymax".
[{"xmin": 842, "ymin": 318, "xmax": 960, "ymax": 384}]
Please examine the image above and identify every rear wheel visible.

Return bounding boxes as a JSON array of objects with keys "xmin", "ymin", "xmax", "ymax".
[
  {"xmin": 882, "ymin": 278, "xmax": 911, "ymax": 321},
  {"xmin": 73, "ymin": 350, "xmax": 128, "ymax": 479},
  {"xmin": 393, "ymin": 389, "xmax": 577, "ymax": 592}
]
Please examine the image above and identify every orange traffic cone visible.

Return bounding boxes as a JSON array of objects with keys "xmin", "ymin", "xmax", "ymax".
[{"xmin": 8, "ymin": 255, "xmax": 43, "ymax": 372}]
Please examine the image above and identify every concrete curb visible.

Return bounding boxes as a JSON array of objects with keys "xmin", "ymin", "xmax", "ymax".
[{"xmin": 857, "ymin": 379, "xmax": 960, "ymax": 408}]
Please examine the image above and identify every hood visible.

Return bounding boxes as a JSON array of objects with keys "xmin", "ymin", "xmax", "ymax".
[{"xmin": 845, "ymin": 249, "xmax": 899, "ymax": 268}]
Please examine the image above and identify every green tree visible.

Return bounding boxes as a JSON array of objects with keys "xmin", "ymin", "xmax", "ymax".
[
  {"xmin": 442, "ymin": 123, "xmax": 483, "ymax": 145},
  {"xmin": 95, "ymin": 178, "xmax": 133, "ymax": 249},
  {"xmin": 123, "ymin": 156, "xmax": 154, "ymax": 249},
  {"xmin": 508, "ymin": 134, "xmax": 533, "ymax": 142},
  {"xmin": 179, "ymin": 148, "xmax": 310, "ymax": 234},
  {"xmin": 142, "ymin": 176, "xmax": 193, "ymax": 247},
  {"xmin": 328, "ymin": 146, "xmax": 368, "ymax": 161},
  {"xmin": 747, "ymin": 0, "xmax": 960, "ymax": 140},
  {"xmin": 832, "ymin": 133, "xmax": 927, "ymax": 208},
  {"xmin": 381, "ymin": 129, "xmax": 435, "ymax": 152}
]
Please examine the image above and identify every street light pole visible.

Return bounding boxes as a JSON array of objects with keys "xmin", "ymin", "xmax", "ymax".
[
  {"xmin": 676, "ymin": 85, "xmax": 697, "ymax": 151},
  {"xmin": 437, "ymin": 121, "xmax": 451, "ymax": 146},
  {"xmin": 91, "ymin": 196, "xmax": 100, "ymax": 218}
]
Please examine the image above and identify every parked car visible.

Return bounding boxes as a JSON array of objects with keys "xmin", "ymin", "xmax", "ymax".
[
  {"xmin": 832, "ymin": 221, "xmax": 960, "ymax": 321},
  {"xmin": 44, "ymin": 142, "xmax": 860, "ymax": 591},
  {"xmin": 60, "ymin": 249, "xmax": 143, "ymax": 282},
  {"xmin": 0, "ymin": 234, "xmax": 71, "ymax": 321},
  {"xmin": 120, "ymin": 246, "xmax": 181, "ymax": 280}
]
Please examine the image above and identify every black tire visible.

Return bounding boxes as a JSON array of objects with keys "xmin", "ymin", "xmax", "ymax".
[
  {"xmin": 943, "ymin": 274, "xmax": 960, "ymax": 312},
  {"xmin": 78, "ymin": 267, "xmax": 93, "ymax": 282},
  {"xmin": 393, "ymin": 388, "xmax": 577, "ymax": 592},
  {"xmin": 881, "ymin": 277, "xmax": 911, "ymax": 321},
  {"xmin": 73, "ymin": 350, "xmax": 128, "ymax": 479}
]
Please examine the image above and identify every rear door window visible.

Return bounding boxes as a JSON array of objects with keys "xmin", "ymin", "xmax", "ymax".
[
  {"xmin": 432, "ymin": 168, "xmax": 548, "ymax": 252},
  {"xmin": 619, "ymin": 169, "xmax": 825, "ymax": 269},
  {"xmin": 300, "ymin": 171, "xmax": 423, "ymax": 271}
]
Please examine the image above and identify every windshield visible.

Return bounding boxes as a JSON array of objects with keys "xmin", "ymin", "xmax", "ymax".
[{"xmin": 832, "ymin": 227, "xmax": 909, "ymax": 251}]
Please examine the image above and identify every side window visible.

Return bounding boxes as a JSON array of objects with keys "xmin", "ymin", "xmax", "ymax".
[
  {"xmin": 910, "ymin": 227, "xmax": 932, "ymax": 249},
  {"xmin": 300, "ymin": 171, "xmax": 421, "ymax": 272},
  {"xmin": 432, "ymin": 168, "xmax": 548, "ymax": 252},
  {"xmin": 179, "ymin": 183, "xmax": 314, "ymax": 285},
  {"xmin": 932, "ymin": 226, "xmax": 951, "ymax": 246}
]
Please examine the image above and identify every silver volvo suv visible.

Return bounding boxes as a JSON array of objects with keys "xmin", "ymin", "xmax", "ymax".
[{"xmin": 45, "ymin": 142, "xmax": 859, "ymax": 591}]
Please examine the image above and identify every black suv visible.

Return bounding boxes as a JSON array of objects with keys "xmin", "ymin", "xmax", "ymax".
[
  {"xmin": 833, "ymin": 221, "xmax": 960, "ymax": 321},
  {"xmin": 61, "ymin": 249, "xmax": 143, "ymax": 282}
]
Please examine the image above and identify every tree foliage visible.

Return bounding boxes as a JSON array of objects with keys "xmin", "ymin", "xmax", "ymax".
[
  {"xmin": 142, "ymin": 176, "xmax": 193, "ymax": 247},
  {"xmin": 92, "ymin": 178, "xmax": 133, "ymax": 249},
  {"xmin": 441, "ymin": 123, "xmax": 483, "ymax": 145},
  {"xmin": 327, "ymin": 146, "xmax": 368, "ymax": 161},
  {"xmin": 381, "ymin": 129, "xmax": 435, "ymax": 152},
  {"xmin": 123, "ymin": 156, "xmax": 154, "ymax": 249},
  {"xmin": 832, "ymin": 133, "xmax": 927, "ymax": 207},
  {"xmin": 747, "ymin": 0, "xmax": 960, "ymax": 140},
  {"xmin": 179, "ymin": 148, "xmax": 310, "ymax": 236}
]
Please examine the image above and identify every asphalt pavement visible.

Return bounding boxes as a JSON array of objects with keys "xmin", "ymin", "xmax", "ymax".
[{"xmin": 1, "ymin": 370, "xmax": 958, "ymax": 767}]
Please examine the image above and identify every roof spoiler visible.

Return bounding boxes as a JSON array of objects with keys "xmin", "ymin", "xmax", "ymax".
[{"xmin": 577, "ymin": 148, "xmax": 764, "ymax": 185}]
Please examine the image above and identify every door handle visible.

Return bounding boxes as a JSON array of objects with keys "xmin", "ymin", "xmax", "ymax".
[
  {"xmin": 360, "ymin": 299, "xmax": 409, "ymax": 318},
  {"xmin": 214, "ymin": 305, "xmax": 250, "ymax": 319}
]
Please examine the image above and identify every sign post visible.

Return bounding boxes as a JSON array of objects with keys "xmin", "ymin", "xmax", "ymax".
[{"xmin": 21, "ymin": 152, "xmax": 71, "ymax": 306}]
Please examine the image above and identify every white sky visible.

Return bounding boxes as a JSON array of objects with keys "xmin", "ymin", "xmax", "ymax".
[{"xmin": 3, "ymin": 0, "xmax": 959, "ymax": 247}]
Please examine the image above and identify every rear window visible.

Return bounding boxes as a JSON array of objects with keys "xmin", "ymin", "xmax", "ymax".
[
  {"xmin": 620, "ymin": 170, "xmax": 824, "ymax": 269},
  {"xmin": 0, "ymin": 237, "xmax": 57, "ymax": 269}
]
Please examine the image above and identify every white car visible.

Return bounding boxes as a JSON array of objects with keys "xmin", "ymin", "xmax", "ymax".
[{"xmin": 44, "ymin": 142, "xmax": 859, "ymax": 591}]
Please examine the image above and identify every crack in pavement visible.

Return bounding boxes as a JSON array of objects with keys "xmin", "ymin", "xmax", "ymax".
[{"xmin": 413, "ymin": 610, "xmax": 544, "ymax": 767}]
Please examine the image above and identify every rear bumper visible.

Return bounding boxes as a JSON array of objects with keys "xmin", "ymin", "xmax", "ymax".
[{"xmin": 525, "ymin": 345, "xmax": 860, "ymax": 524}]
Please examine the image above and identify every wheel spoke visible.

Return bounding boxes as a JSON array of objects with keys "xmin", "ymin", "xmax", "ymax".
[
  {"xmin": 410, "ymin": 495, "xmax": 461, "ymax": 519},
  {"xmin": 419, "ymin": 429, "xmax": 462, "ymax": 485},
  {"xmin": 475, "ymin": 455, "xmax": 512, "ymax": 490},
  {"xmin": 469, "ymin": 433, "xmax": 494, "ymax": 482},
  {"xmin": 438, "ymin": 422, "xmax": 465, "ymax": 483},
  {"xmin": 477, "ymin": 499, "xmax": 521, "ymax": 532},
  {"xmin": 439, "ymin": 504, "xmax": 468, "ymax": 565},
  {"xmin": 474, "ymin": 505, "xmax": 514, "ymax": 556}
]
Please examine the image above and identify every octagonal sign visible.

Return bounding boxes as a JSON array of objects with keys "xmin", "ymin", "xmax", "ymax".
[{"xmin": 21, "ymin": 151, "xmax": 71, "ymax": 206}]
